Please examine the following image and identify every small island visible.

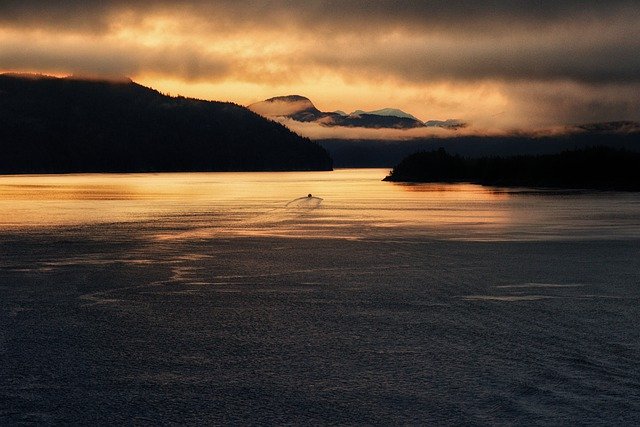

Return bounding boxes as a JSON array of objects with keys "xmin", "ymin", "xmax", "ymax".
[{"xmin": 383, "ymin": 147, "xmax": 640, "ymax": 190}]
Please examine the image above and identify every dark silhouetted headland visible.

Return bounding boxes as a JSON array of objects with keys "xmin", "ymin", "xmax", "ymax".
[
  {"xmin": 0, "ymin": 74, "xmax": 332, "ymax": 173},
  {"xmin": 383, "ymin": 147, "xmax": 640, "ymax": 190}
]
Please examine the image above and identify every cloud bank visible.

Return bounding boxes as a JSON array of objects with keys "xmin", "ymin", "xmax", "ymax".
[{"xmin": 1, "ymin": 1, "xmax": 639, "ymax": 131}]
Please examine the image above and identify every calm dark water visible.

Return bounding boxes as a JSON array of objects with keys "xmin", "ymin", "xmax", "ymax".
[{"xmin": 1, "ymin": 170, "xmax": 639, "ymax": 424}]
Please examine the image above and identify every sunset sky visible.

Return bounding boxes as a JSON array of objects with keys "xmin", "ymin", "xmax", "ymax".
[{"xmin": 1, "ymin": 1, "xmax": 639, "ymax": 133}]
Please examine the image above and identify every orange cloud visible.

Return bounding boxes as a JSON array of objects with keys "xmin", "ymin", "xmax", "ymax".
[{"xmin": 1, "ymin": 1, "xmax": 639, "ymax": 132}]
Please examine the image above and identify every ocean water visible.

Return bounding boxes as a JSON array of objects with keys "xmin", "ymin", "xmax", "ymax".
[{"xmin": 1, "ymin": 169, "xmax": 639, "ymax": 424}]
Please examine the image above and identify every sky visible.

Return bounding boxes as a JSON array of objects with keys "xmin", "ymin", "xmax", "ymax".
[{"xmin": 1, "ymin": 1, "xmax": 639, "ymax": 134}]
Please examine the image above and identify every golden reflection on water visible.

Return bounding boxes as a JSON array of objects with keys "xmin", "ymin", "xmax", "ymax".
[
  {"xmin": 0, "ymin": 170, "xmax": 510, "ymax": 232},
  {"xmin": 1, "ymin": 169, "xmax": 633, "ymax": 240}
]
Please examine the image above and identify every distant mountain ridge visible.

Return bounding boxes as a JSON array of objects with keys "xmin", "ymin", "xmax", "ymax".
[
  {"xmin": 351, "ymin": 108, "xmax": 419, "ymax": 121},
  {"xmin": 248, "ymin": 95, "xmax": 465, "ymax": 130},
  {"xmin": 0, "ymin": 75, "xmax": 332, "ymax": 173}
]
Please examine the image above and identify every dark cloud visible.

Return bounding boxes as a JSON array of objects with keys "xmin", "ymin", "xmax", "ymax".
[
  {"xmin": 306, "ymin": 34, "xmax": 640, "ymax": 84},
  {"xmin": 504, "ymin": 82, "xmax": 640, "ymax": 126},
  {"xmin": 1, "ymin": 1, "xmax": 638, "ymax": 84},
  {"xmin": 0, "ymin": 0, "xmax": 117, "ymax": 32},
  {"xmin": 0, "ymin": 1, "xmax": 637, "ymax": 34},
  {"xmin": 0, "ymin": 38, "xmax": 231, "ymax": 81},
  {"xmin": 1, "ymin": 1, "xmax": 639, "ymax": 128}
]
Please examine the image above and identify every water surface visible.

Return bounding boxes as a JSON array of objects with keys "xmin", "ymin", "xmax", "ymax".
[
  {"xmin": 1, "ymin": 169, "xmax": 639, "ymax": 241},
  {"xmin": 1, "ymin": 170, "xmax": 639, "ymax": 424}
]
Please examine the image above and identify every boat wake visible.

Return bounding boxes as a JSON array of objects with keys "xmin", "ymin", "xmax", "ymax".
[{"xmin": 285, "ymin": 195, "xmax": 323, "ymax": 209}]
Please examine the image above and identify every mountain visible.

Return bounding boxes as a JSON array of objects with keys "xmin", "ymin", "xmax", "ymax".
[
  {"xmin": 425, "ymin": 119, "xmax": 467, "ymax": 130},
  {"xmin": 351, "ymin": 108, "xmax": 419, "ymax": 121},
  {"xmin": 248, "ymin": 95, "xmax": 326, "ymax": 122},
  {"xmin": 0, "ymin": 75, "xmax": 332, "ymax": 173},
  {"xmin": 335, "ymin": 113, "xmax": 425, "ymax": 129},
  {"xmin": 248, "ymin": 95, "xmax": 455, "ymax": 129}
]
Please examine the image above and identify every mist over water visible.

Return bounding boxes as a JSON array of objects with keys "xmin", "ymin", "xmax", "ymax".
[{"xmin": 1, "ymin": 170, "xmax": 639, "ymax": 424}]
